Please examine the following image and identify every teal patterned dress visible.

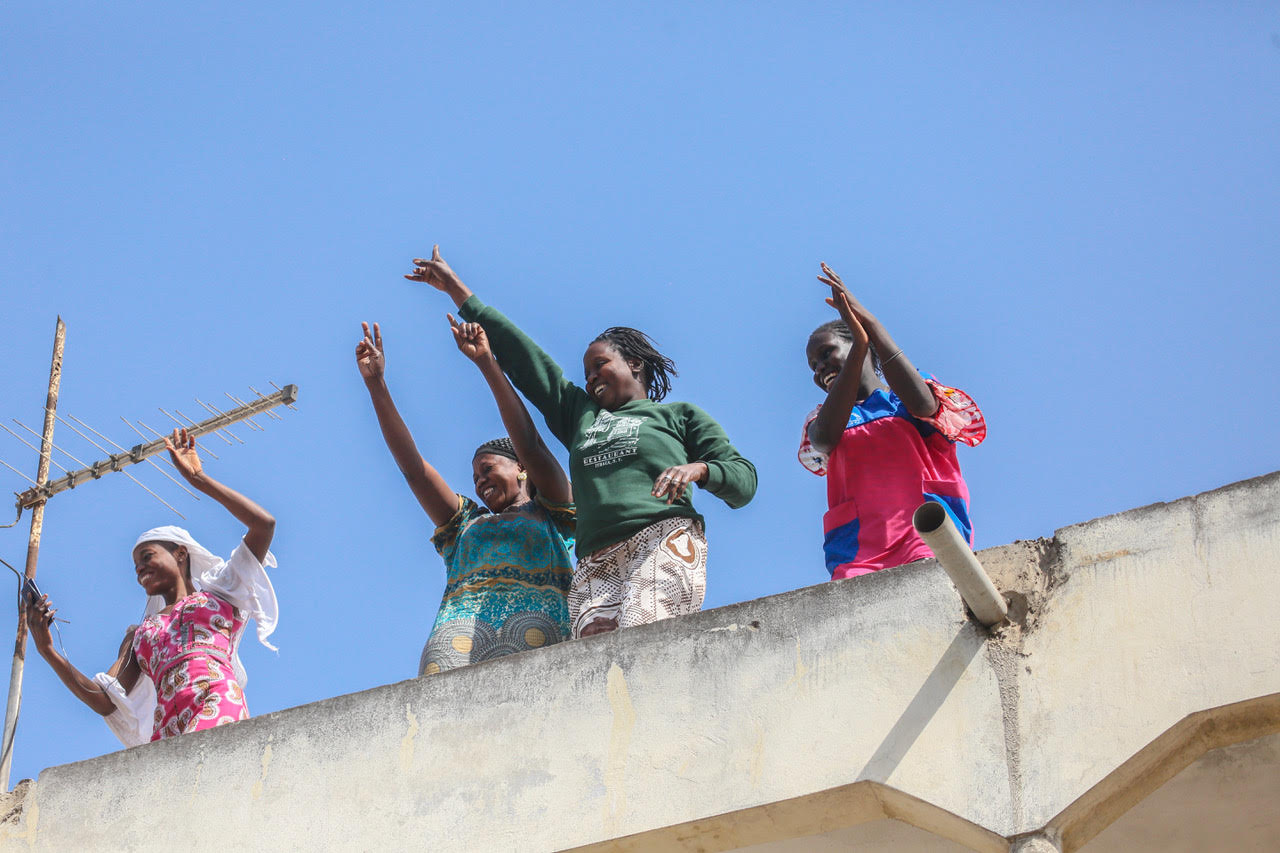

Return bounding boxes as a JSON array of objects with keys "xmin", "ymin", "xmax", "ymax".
[{"xmin": 421, "ymin": 494, "xmax": 575, "ymax": 675}]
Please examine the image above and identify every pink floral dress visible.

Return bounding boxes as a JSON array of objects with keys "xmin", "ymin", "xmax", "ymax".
[{"xmin": 133, "ymin": 590, "xmax": 249, "ymax": 741}]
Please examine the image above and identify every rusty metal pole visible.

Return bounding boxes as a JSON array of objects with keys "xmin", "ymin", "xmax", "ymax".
[{"xmin": 0, "ymin": 317, "xmax": 65, "ymax": 790}]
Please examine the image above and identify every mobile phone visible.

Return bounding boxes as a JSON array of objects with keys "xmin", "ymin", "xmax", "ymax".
[{"xmin": 22, "ymin": 578, "xmax": 43, "ymax": 607}]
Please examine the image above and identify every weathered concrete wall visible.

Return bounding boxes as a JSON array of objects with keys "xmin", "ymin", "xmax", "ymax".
[{"xmin": 2, "ymin": 472, "xmax": 1278, "ymax": 852}]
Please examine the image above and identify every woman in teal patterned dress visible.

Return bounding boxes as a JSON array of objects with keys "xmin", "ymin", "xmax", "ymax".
[{"xmin": 356, "ymin": 316, "xmax": 575, "ymax": 675}]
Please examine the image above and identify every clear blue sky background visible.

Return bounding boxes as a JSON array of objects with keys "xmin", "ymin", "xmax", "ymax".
[{"xmin": 2, "ymin": 4, "xmax": 1277, "ymax": 783}]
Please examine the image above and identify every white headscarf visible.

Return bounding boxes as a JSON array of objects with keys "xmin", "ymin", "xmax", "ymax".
[{"xmin": 133, "ymin": 525, "xmax": 279, "ymax": 651}]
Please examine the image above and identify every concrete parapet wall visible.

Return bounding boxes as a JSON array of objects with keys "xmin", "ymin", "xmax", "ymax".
[{"xmin": 2, "ymin": 472, "xmax": 1278, "ymax": 851}]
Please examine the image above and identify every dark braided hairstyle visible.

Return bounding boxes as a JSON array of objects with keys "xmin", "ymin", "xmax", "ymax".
[
  {"xmin": 592, "ymin": 327, "xmax": 678, "ymax": 402},
  {"xmin": 473, "ymin": 436, "xmax": 536, "ymax": 499},
  {"xmin": 810, "ymin": 319, "xmax": 882, "ymax": 376},
  {"xmin": 473, "ymin": 436, "xmax": 518, "ymax": 462}
]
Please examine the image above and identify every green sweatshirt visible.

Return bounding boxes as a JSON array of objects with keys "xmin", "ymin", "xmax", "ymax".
[{"xmin": 459, "ymin": 296, "xmax": 757, "ymax": 557}]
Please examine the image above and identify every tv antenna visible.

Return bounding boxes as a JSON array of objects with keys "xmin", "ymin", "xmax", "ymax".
[{"xmin": 0, "ymin": 318, "xmax": 298, "ymax": 789}]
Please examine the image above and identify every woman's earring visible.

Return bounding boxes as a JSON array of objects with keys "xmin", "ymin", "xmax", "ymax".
[{"xmin": 517, "ymin": 472, "xmax": 528, "ymax": 481}]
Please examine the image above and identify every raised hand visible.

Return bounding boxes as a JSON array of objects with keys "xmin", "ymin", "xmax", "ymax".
[
  {"xmin": 405, "ymin": 245, "xmax": 462, "ymax": 292},
  {"xmin": 164, "ymin": 428, "xmax": 204, "ymax": 482},
  {"xmin": 651, "ymin": 462, "xmax": 709, "ymax": 504},
  {"xmin": 448, "ymin": 314, "xmax": 491, "ymax": 363},
  {"xmin": 356, "ymin": 321, "xmax": 386, "ymax": 380},
  {"xmin": 25, "ymin": 593, "xmax": 55, "ymax": 651},
  {"xmin": 817, "ymin": 262, "xmax": 874, "ymax": 325},
  {"xmin": 825, "ymin": 288, "xmax": 870, "ymax": 351}
]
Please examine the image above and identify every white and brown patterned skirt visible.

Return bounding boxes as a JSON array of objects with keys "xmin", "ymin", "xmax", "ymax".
[{"xmin": 569, "ymin": 517, "xmax": 707, "ymax": 638}]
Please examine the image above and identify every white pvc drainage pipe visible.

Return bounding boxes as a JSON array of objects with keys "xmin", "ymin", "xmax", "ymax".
[{"xmin": 912, "ymin": 501, "xmax": 1008, "ymax": 627}]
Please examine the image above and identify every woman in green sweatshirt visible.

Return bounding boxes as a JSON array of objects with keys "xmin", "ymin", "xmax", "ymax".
[{"xmin": 407, "ymin": 246, "xmax": 757, "ymax": 639}]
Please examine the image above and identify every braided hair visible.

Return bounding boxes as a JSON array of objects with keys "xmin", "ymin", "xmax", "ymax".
[
  {"xmin": 473, "ymin": 436, "xmax": 535, "ymax": 499},
  {"xmin": 473, "ymin": 436, "xmax": 518, "ymax": 462},
  {"xmin": 810, "ymin": 319, "xmax": 882, "ymax": 376},
  {"xmin": 592, "ymin": 327, "xmax": 678, "ymax": 402}
]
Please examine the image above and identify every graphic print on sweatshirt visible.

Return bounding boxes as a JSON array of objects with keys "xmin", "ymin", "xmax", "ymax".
[{"xmin": 579, "ymin": 410, "xmax": 648, "ymax": 469}]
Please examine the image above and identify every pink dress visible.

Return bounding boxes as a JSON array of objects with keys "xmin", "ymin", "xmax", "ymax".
[{"xmin": 132, "ymin": 590, "xmax": 250, "ymax": 741}]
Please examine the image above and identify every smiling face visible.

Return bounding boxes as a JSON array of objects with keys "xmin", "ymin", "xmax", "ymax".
[
  {"xmin": 583, "ymin": 341, "xmax": 647, "ymax": 410},
  {"xmin": 132, "ymin": 540, "xmax": 187, "ymax": 597},
  {"xmin": 806, "ymin": 330, "xmax": 855, "ymax": 393},
  {"xmin": 472, "ymin": 453, "xmax": 527, "ymax": 512}
]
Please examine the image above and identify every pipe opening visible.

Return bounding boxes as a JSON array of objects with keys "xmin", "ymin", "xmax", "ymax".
[{"xmin": 913, "ymin": 500, "xmax": 948, "ymax": 535}]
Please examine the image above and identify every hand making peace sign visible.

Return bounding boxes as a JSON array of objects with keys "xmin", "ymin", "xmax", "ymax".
[{"xmin": 356, "ymin": 321, "xmax": 386, "ymax": 381}]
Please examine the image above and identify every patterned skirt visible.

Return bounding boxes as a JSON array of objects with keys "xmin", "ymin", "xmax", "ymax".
[
  {"xmin": 568, "ymin": 517, "xmax": 707, "ymax": 638},
  {"xmin": 419, "ymin": 610, "xmax": 565, "ymax": 676},
  {"xmin": 151, "ymin": 651, "xmax": 249, "ymax": 741}
]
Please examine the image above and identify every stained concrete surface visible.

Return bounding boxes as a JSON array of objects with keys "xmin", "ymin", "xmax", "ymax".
[{"xmin": 1, "ymin": 471, "xmax": 1277, "ymax": 852}]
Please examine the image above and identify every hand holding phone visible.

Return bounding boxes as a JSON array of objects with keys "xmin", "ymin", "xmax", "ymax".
[
  {"xmin": 22, "ymin": 577, "xmax": 42, "ymax": 607},
  {"xmin": 22, "ymin": 578, "xmax": 55, "ymax": 627}
]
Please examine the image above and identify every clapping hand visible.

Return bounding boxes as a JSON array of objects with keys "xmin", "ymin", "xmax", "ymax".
[{"xmin": 818, "ymin": 263, "xmax": 870, "ymax": 348}]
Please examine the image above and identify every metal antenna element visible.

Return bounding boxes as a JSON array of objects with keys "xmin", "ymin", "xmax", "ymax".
[
  {"xmin": 0, "ymin": 457, "xmax": 37, "ymax": 487},
  {"xmin": 0, "ymin": 424, "xmax": 70, "ymax": 475},
  {"xmin": 248, "ymin": 387, "xmax": 284, "ymax": 420},
  {"xmin": 224, "ymin": 394, "xmax": 266, "ymax": 430},
  {"xmin": 14, "ymin": 384, "xmax": 297, "ymax": 510},
  {"xmin": 69, "ymin": 415, "xmax": 201, "ymax": 501},
  {"xmin": 131, "ymin": 419, "xmax": 197, "ymax": 464},
  {"xmin": 270, "ymin": 381, "xmax": 299, "ymax": 411},
  {"xmin": 49, "ymin": 415, "xmax": 186, "ymax": 519},
  {"xmin": 198, "ymin": 398, "xmax": 257, "ymax": 436},
  {"xmin": 177, "ymin": 409, "xmax": 243, "ymax": 446},
  {"xmin": 161, "ymin": 407, "xmax": 230, "ymax": 448},
  {"xmin": 7, "ymin": 422, "xmax": 76, "ymax": 472}
]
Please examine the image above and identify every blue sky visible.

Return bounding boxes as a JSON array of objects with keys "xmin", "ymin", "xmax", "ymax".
[{"xmin": 2, "ymin": 3, "xmax": 1278, "ymax": 783}]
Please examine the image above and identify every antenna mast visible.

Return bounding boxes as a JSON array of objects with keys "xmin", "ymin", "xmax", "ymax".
[{"xmin": 0, "ymin": 317, "xmax": 65, "ymax": 790}]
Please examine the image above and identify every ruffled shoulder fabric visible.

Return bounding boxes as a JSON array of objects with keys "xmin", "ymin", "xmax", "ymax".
[
  {"xmin": 94, "ymin": 536, "xmax": 278, "ymax": 747},
  {"xmin": 797, "ymin": 404, "xmax": 828, "ymax": 477},
  {"xmin": 919, "ymin": 379, "xmax": 986, "ymax": 447}
]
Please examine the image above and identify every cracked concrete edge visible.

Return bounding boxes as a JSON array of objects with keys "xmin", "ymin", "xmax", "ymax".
[{"xmin": 0, "ymin": 781, "xmax": 29, "ymax": 828}]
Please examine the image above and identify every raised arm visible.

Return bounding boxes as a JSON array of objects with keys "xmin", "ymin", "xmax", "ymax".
[
  {"xmin": 356, "ymin": 322, "xmax": 459, "ymax": 527},
  {"xmin": 404, "ymin": 246, "xmax": 588, "ymax": 446},
  {"xmin": 405, "ymin": 244, "xmax": 474, "ymax": 308},
  {"xmin": 807, "ymin": 287, "xmax": 872, "ymax": 455},
  {"xmin": 448, "ymin": 315, "xmax": 572, "ymax": 504},
  {"xmin": 26, "ymin": 595, "xmax": 137, "ymax": 716},
  {"xmin": 817, "ymin": 263, "xmax": 937, "ymax": 419},
  {"xmin": 165, "ymin": 428, "xmax": 275, "ymax": 562}
]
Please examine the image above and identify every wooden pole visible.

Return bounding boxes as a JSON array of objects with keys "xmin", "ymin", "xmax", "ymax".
[{"xmin": 0, "ymin": 317, "xmax": 65, "ymax": 790}]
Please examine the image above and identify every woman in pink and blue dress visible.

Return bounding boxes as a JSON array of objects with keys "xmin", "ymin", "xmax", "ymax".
[
  {"xmin": 800, "ymin": 263, "xmax": 986, "ymax": 579},
  {"xmin": 26, "ymin": 427, "xmax": 278, "ymax": 746}
]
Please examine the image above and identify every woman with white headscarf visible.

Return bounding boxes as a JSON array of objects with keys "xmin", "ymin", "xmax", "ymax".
[{"xmin": 26, "ymin": 427, "xmax": 277, "ymax": 747}]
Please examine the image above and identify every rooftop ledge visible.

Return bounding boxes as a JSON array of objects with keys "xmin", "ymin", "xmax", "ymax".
[{"xmin": 2, "ymin": 471, "xmax": 1278, "ymax": 852}]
